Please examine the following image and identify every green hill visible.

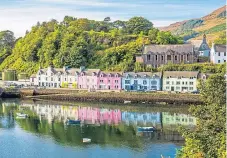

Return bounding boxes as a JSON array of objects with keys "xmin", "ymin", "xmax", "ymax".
[
  {"xmin": 159, "ymin": 5, "xmax": 226, "ymax": 43},
  {"xmin": 0, "ymin": 17, "xmax": 182, "ymax": 75}
]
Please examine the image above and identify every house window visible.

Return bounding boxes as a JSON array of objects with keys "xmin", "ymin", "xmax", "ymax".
[
  {"xmin": 125, "ymin": 85, "xmax": 130, "ymax": 90},
  {"xmin": 172, "ymin": 81, "xmax": 174, "ymax": 85},
  {"xmin": 39, "ymin": 77, "xmax": 41, "ymax": 80},
  {"xmin": 143, "ymin": 80, "xmax": 147, "ymax": 85},
  {"xmin": 125, "ymin": 80, "xmax": 130, "ymax": 84},
  {"xmin": 51, "ymin": 77, "xmax": 53, "ymax": 81},
  {"xmin": 218, "ymin": 52, "xmax": 220, "ymax": 56},
  {"xmin": 134, "ymin": 80, "xmax": 138, "ymax": 84},
  {"xmin": 65, "ymin": 78, "xmax": 67, "ymax": 81},
  {"xmin": 224, "ymin": 60, "xmax": 226, "ymax": 63},
  {"xmin": 58, "ymin": 78, "xmax": 60, "ymax": 81},
  {"xmin": 155, "ymin": 55, "xmax": 158, "ymax": 60},
  {"xmin": 46, "ymin": 77, "xmax": 48, "ymax": 81},
  {"xmin": 167, "ymin": 55, "xmax": 171, "ymax": 60},
  {"xmin": 187, "ymin": 54, "xmax": 189, "ymax": 61},
  {"xmin": 175, "ymin": 56, "xmax": 177, "ymax": 60},
  {"xmin": 108, "ymin": 80, "xmax": 110, "ymax": 83},
  {"xmin": 176, "ymin": 87, "xmax": 180, "ymax": 90},
  {"xmin": 151, "ymin": 80, "xmax": 157, "ymax": 85},
  {"xmin": 115, "ymin": 80, "xmax": 118, "ymax": 83},
  {"xmin": 166, "ymin": 81, "xmax": 170, "ymax": 85},
  {"xmin": 189, "ymin": 87, "xmax": 193, "ymax": 90},
  {"xmin": 144, "ymin": 86, "xmax": 147, "ymax": 90},
  {"xmin": 181, "ymin": 55, "xmax": 183, "ymax": 61},
  {"xmin": 176, "ymin": 81, "xmax": 180, "ymax": 85},
  {"xmin": 218, "ymin": 60, "xmax": 220, "ymax": 63},
  {"xmin": 161, "ymin": 56, "xmax": 164, "ymax": 60},
  {"xmin": 166, "ymin": 86, "xmax": 170, "ymax": 89},
  {"xmin": 189, "ymin": 82, "xmax": 193, "ymax": 85},
  {"xmin": 147, "ymin": 54, "xmax": 151, "ymax": 61},
  {"xmin": 39, "ymin": 83, "xmax": 41, "ymax": 86},
  {"xmin": 182, "ymin": 82, "xmax": 184, "ymax": 85},
  {"xmin": 224, "ymin": 52, "xmax": 226, "ymax": 56},
  {"xmin": 100, "ymin": 80, "xmax": 103, "ymax": 83},
  {"xmin": 185, "ymin": 82, "xmax": 188, "ymax": 85}
]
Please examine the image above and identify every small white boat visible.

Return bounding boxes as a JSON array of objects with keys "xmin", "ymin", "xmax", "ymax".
[
  {"xmin": 83, "ymin": 138, "xmax": 91, "ymax": 143},
  {"xmin": 124, "ymin": 101, "xmax": 131, "ymax": 104},
  {"xmin": 16, "ymin": 113, "xmax": 28, "ymax": 118}
]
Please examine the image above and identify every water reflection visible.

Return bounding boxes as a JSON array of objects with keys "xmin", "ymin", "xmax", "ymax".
[{"xmin": 0, "ymin": 100, "xmax": 196, "ymax": 156}]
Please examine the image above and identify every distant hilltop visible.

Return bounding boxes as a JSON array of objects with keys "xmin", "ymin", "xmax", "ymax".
[{"xmin": 159, "ymin": 5, "xmax": 226, "ymax": 43}]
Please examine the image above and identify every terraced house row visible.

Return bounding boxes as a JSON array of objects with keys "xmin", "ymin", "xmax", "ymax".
[{"xmin": 30, "ymin": 66, "xmax": 210, "ymax": 93}]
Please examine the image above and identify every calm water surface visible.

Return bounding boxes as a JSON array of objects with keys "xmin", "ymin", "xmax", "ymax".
[{"xmin": 0, "ymin": 99, "xmax": 196, "ymax": 158}]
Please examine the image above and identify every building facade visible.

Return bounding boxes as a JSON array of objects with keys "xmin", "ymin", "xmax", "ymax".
[
  {"xmin": 97, "ymin": 72, "xmax": 122, "ymax": 90},
  {"xmin": 36, "ymin": 66, "xmax": 80, "ymax": 88},
  {"xmin": 210, "ymin": 43, "xmax": 226, "ymax": 64},
  {"xmin": 190, "ymin": 34, "xmax": 210, "ymax": 57},
  {"xmin": 136, "ymin": 44, "xmax": 198, "ymax": 68},
  {"xmin": 77, "ymin": 68, "xmax": 100, "ymax": 90},
  {"xmin": 162, "ymin": 71, "xmax": 198, "ymax": 92},
  {"xmin": 122, "ymin": 72, "xmax": 161, "ymax": 91}
]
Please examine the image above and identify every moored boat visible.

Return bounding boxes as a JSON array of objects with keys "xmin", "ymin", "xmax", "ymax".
[
  {"xmin": 16, "ymin": 113, "xmax": 28, "ymax": 118},
  {"xmin": 83, "ymin": 138, "xmax": 91, "ymax": 143},
  {"xmin": 137, "ymin": 126, "xmax": 156, "ymax": 132},
  {"xmin": 66, "ymin": 119, "xmax": 81, "ymax": 125}
]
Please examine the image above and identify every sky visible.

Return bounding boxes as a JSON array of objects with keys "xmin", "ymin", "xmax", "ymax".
[{"xmin": 0, "ymin": 0, "xmax": 225, "ymax": 37}]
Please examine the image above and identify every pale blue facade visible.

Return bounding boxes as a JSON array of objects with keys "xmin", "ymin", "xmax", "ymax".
[{"xmin": 122, "ymin": 72, "xmax": 161, "ymax": 91}]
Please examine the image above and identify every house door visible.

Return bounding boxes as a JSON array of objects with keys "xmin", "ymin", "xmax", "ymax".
[
  {"xmin": 171, "ymin": 86, "xmax": 174, "ymax": 91},
  {"xmin": 108, "ymin": 86, "xmax": 110, "ymax": 90}
]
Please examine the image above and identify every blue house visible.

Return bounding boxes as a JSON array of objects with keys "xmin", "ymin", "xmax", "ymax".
[{"xmin": 122, "ymin": 72, "xmax": 161, "ymax": 91}]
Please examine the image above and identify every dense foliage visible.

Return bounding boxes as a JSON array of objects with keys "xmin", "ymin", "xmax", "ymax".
[
  {"xmin": 0, "ymin": 16, "xmax": 183, "ymax": 75},
  {"xmin": 0, "ymin": 30, "xmax": 15, "ymax": 63},
  {"xmin": 214, "ymin": 32, "xmax": 226, "ymax": 44},
  {"xmin": 177, "ymin": 73, "xmax": 226, "ymax": 157}
]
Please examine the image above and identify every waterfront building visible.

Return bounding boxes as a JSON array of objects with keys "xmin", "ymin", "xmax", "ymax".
[
  {"xmin": 97, "ymin": 71, "xmax": 122, "ymax": 90},
  {"xmin": 136, "ymin": 44, "xmax": 198, "ymax": 68},
  {"xmin": 122, "ymin": 72, "xmax": 161, "ymax": 91},
  {"xmin": 210, "ymin": 43, "xmax": 226, "ymax": 64},
  {"xmin": 162, "ymin": 112, "xmax": 196, "ymax": 127},
  {"xmin": 77, "ymin": 67, "xmax": 100, "ymax": 90},
  {"xmin": 36, "ymin": 66, "xmax": 80, "ymax": 88},
  {"xmin": 162, "ymin": 71, "xmax": 199, "ymax": 92},
  {"xmin": 30, "ymin": 74, "xmax": 37, "ymax": 86}
]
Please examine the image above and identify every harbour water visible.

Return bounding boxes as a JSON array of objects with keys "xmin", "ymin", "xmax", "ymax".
[{"xmin": 0, "ymin": 99, "xmax": 196, "ymax": 158}]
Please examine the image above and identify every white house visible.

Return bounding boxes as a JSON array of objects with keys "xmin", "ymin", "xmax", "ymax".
[
  {"xmin": 35, "ymin": 66, "xmax": 80, "ymax": 88},
  {"xmin": 210, "ymin": 43, "xmax": 226, "ymax": 64},
  {"xmin": 162, "ymin": 71, "xmax": 199, "ymax": 92}
]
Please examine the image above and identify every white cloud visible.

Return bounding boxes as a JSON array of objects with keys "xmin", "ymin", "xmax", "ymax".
[{"xmin": 36, "ymin": 0, "xmax": 142, "ymax": 7}]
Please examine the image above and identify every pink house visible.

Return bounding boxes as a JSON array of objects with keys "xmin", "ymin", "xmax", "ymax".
[
  {"xmin": 77, "ymin": 68, "xmax": 100, "ymax": 90},
  {"xmin": 97, "ymin": 72, "xmax": 122, "ymax": 90}
]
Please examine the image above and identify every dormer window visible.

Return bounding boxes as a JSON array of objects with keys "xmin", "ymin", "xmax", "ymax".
[
  {"xmin": 115, "ymin": 74, "xmax": 118, "ymax": 77},
  {"xmin": 100, "ymin": 74, "xmax": 103, "ymax": 77}
]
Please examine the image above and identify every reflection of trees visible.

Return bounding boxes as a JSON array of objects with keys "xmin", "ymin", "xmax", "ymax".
[
  {"xmin": 0, "ymin": 104, "xmax": 16, "ymax": 129},
  {"xmin": 16, "ymin": 117, "xmax": 144, "ymax": 149}
]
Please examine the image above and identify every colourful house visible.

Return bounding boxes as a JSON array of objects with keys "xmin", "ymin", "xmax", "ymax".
[
  {"xmin": 122, "ymin": 72, "xmax": 162, "ymax": 91},
  {"xmin": 97, "ymin": 72, "xmax": 122, "ymax": 90},
  {"xmin": 77, "ymin": 67, "xmax": 100, "ymax": 90}
]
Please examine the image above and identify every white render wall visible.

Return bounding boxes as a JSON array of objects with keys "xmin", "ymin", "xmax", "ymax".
[
  {"xmin": 210, "ymin": 47, "xmax": 226, "ymax": 64},
  {"xmin": 162, "ymin": 77, "xmax": 197, "ymax": 92}
]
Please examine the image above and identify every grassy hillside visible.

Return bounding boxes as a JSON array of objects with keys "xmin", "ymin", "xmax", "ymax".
[{"xmin": 159, "ymin": 5, "xmax": 226, "ymax": 43}]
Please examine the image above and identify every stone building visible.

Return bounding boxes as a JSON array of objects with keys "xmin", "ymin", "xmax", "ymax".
[
  {"xmin": 136, "ymin": 44, "xmax": 198, "ymax": 68},
  {"xmin": 210, "ymin": 43, "xmax": 226, "ymax": 64}
]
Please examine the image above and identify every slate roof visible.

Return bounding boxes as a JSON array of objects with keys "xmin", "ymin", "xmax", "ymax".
[
  {"xmin": 100, "ymin": 71, "xmax": 123, "ymax": 77},
  {"xmin": 214, "ymin": 44, "xmax": 226, "ymax": 52},
  {"xmin": 123, "ymin": 72, "xmax": 162, "ymax": 78},
  {"xmin": 163, "ymin": 71, "xmax": 199, "ymax": 78},
  {"xmin": 143, "ymin": 44, "xmax": 194, "ymax": 54}
]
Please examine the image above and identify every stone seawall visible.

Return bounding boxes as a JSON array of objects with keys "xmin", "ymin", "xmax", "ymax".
[{"xmin": 20, "ymin": 88, "xmax": 203, "ymax": 105}]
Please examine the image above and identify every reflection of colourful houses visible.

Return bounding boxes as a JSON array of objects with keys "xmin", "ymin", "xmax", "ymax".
[
  {"xmin": 121, "ymin": 112, "xmax": 161, "ymax": 126},
  {"xmin": 162, "ymin": 112, "xmax": 196, "ymax": 126},
  {"xmin": 78, "ymin": 107, "xmax": 121, "ymax": 125}
]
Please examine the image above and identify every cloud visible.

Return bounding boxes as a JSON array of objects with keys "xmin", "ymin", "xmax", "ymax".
[{"xmin": 36, "ymin": 0, "xmax": 142, "ymax": 8}]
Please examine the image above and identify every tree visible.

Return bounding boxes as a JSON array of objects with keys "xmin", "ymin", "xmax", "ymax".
[
  {"xmin": 148, "ymin": 28, "xmax": 159, "ymax": 43},
  {"xmin": 104, "ymin": 17, "xmax": 111, "ymax": 22},
  {"xmin": 177, "ymin": 74, "xmax": 226, "ymax": 158},
  {"xmin": 156, "ymin": 31, "xmax": 183, "ymax": 44},
  {"xmin": 126, "ymin": 17, "xmax": 153, "ymax": 35}
]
